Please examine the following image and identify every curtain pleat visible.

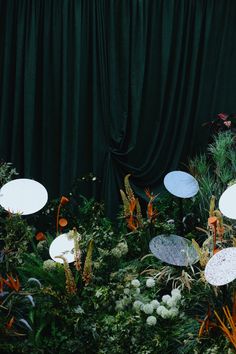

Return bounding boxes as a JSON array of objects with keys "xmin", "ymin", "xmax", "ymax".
[{"xmin": 1, "ymin": 0, "xmax": 236, "ymax": 217}]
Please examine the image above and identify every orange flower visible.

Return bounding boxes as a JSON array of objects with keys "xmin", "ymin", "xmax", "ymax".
[
  {"xmin": 127, "ymin": 199, "xmax": 138, "ymax": 231},
  {"xmin": 144, "ymin": 188, "xmax": 152, "ymax": 199},
  {"xmin": 145, "ymin": 188, "xmax": 158, "ymax": 221},
  {"xmin": 35, "ymin": 232, "xmax": 46, "ymax": 241},
  {"xmin": 59, "ymin": 218, "xmax": 68, "ymax": 227},
  {"xmin": 208, "ymin": 217, "xmax": 217, "ymax": 226},
  {"xmin": 60, "ymin": 196, "xmax": 69, "ymax": 205},
  {"xmin": 2, "ymin": 274, "xmax": 20, "ymax": 292},
  {"xmin": 6, "ymin": 316, "xmax": 15, "ymax": 329},
  {"xmin": 56, "ymin": 196, "xmax": 69, "ymax": 235}
]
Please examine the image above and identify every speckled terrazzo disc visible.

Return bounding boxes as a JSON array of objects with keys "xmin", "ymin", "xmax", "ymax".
[
  {"xmin": 164, "ymin": 171, "xmax": 199, "ymax": 198},
  {"xmin": 149, "ymin": 234, "xmax": 199, "ymax": 266},
  {"xmin": 205, "ymin": 247, "xmax": 236, "ymax": 286}
]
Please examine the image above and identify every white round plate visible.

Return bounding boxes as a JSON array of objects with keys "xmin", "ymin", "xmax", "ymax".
[
  {"xmin": 164, "ymin": 171, "xmax": 199, "ymax": 198},
  {"xmin": 0, "ymin": 178, "xmax": 48, "ymax": 215},
  {"xmin": 49, "ymin": 233, "xmax": 75, "ymax": 264},
  {"xmin": 219, "ymin": 184, "xmax": 236, "ymax": 219},
  {"xmin": 205, "ymin": 247, "xmax": 236, "ymax": 286}
]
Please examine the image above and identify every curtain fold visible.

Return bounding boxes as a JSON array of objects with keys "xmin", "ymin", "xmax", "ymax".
[{"xmin": 1, "ymin": 0, "xmax": 236, "ymax": 217}]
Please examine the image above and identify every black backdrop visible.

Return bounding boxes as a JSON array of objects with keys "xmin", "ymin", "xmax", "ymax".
[{"xmin": 1, "ymin": 0, "xmax": 236, "ymax": 217}]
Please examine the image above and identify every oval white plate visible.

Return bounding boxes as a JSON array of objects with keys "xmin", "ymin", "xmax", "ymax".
[
  {"xmin": 0, "ymin": 178, "xmax": 48, "ymax": 215},
  {"xmin": 164, "ymin": 171, "xmax": 199, "ymax": 198},
  {"xmin": 219, "ymin": 184, "xmax": 236, "ymax": 219},
  {"xmin": 49, "ymin": 233, "xmax": 75, "ymax": 264}
]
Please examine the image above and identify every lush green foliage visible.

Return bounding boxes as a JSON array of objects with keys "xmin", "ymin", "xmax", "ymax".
[
  {"xmin": 1, "ymin": 135, "xmax": 236, "ymax": 354},
  {"xmin": 189, "ymin": 131, "xmax": 236, "ymax": 221}
]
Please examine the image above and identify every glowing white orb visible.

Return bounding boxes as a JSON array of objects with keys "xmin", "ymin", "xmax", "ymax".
[
  {"xmin": 219, "ymin": 184, "xmax": 236, "ymax": 219},
  {"xmin": 164, "ymin": 171, "xmax": 199, "ymax": 198},
  {"xmin": 205, "ymin": 247, "xmax": 236, "ymax": 286},
  {"xmin": 49, "ymin": 233, "xmax": 75, "ymax": 264},
  {"xmin": 0, "ymin": 178, "xmax": 48, "ymax": 215}
]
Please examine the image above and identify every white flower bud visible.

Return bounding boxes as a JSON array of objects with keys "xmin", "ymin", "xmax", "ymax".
[
  {"xmin": 142, "ymin": 303, "xmax": 154, "ymax": 315},
  {"xmin": 166, "ymin": 297, "xmax": 177, "ymax": 308},
  {"xmin": 162, "ymin": 294, "xmax": 171, "ymax": 304},
  {"xmin": 146, "ymin": 278, "xmax": 155, "ymax": 288},
  {"xmin": 160, "ymin": 307, "xmax": 170, "ymax": 319},
  {"xmin": 171, "ymin": 288, "xmax": 181, "ymax": 299},
  {"xmin": 150, "ymin": 300, "xmax": 160, "ymax": 309},
  {"xmin": 123, "ymin": 288, "xmax": 130, "ymax": 295},
  {"xmin": 133, "ymin": 300, "xmax": 143, "ymax": 311},
  {"xmin": 146, "ymin": 316, "xmax": 157, "ymax": 326},
  {"xmin": 131, "ymin": 279, "xmax": 141, "ymax": 288},
  {"xmin": 156, "ymin": 305, "xmax": 167, "ymax": 316},
  {"xmin": 168, "ymin": 307, "xmax": 179, "ymax": 317}
]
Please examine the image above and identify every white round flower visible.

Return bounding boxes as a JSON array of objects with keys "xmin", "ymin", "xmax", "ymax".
[
  {"xmin": 150, "ymin": 300, "xmax": 160, "ymax": 309},
  {"xmin": 156, "ymin": 305, "xmax": 167, "ymax": 316},
  {"xmin": 172, "ymin": 293, "xmax": 181, "ymax": 302},
  {"xmin": 133, "ymin": 300, "xmax": 143, "ymax": 311},
  {"xmin": 160, "ymin": 307, "xmax": 170, "ymax": 319},
  {"xmin": 168, "ymin": 307, "xmax": 179, "ymax": 317},
  {"xmin": 131, "ymin": 279, "xmax": 140, "ymax": 288},
  {"xmin": 43, "ymin": 259, "xmax": 57, "ymax": 271},
  {"xmin": 162, "ymin": 294, "xmax": 171, "ymax": 304},
  {"xmin": 135, "ymin": 287, "xmax": 141, "ymax": 295},
  {"xmin": 166, "ymin": 297, "xmax": 177, "ymax": 308},
  {"xmin": 171, "ymin": 288, "xmax": 181, "ymax": 299},
  {"xmin": 123, "ymin": 288, "xmax": 130, "ymax": 295},
  {"xmin": 146, "ymin": 278, "xmax": 155, "ymax": 288},
  {"xmin": 142, "ymin": 303, "xmax": 154, "ymax": 315},
  {"xmin": 146, "ymin": 316, "xmax": 157, "ymax": 326}
]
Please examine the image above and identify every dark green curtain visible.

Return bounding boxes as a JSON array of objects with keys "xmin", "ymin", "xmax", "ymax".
[{"xmin": 1, "ymin": 0, "xmax": 236, "ymax": 217}]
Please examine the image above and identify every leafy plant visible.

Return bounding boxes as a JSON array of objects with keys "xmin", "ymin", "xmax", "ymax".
[
  {"xmin": 0, "ymin": 161, "xmax": 18, "ymax": 187},
  {"xmin": 189, "ymin": 131, "xmax": 236, "ymax": 221}
]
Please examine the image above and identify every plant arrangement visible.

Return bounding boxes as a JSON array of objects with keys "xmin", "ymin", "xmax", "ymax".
[
  {"xmin": 1, "ymin": 130, "xmax": 236, "ymax": 353},
  {"xmin": 189, "ymin": 131, "xmax": 236, "ymax": 222}
]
